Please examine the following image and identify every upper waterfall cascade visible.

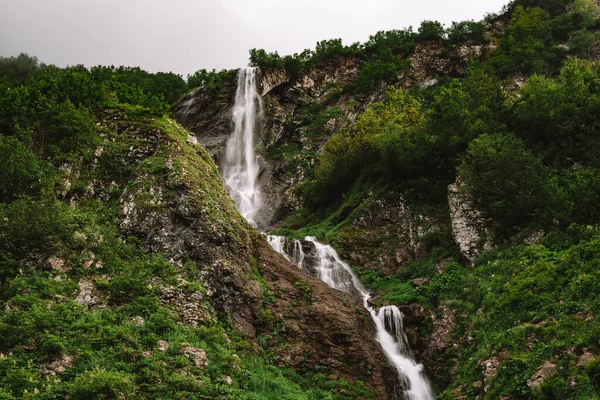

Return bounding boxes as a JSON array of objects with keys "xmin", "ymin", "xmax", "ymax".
[
  {"xmin": 222, "ymin": 67, "xmax": 263, "ymax": 228},
  {"xmin": 267, "ymin": 235, "xmax": 434, "ymax": 400}
]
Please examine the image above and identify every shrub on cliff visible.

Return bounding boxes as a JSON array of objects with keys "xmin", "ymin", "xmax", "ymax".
[
  {"xmin": 416, "ymin": 20, "xmax": 446, "ymax": 41},
  {"xmin": 302, "ymin": 88, "xmax": 427, "ymax": 209},
  {"xmin": 512, "ymin": 58, "xmax": 600, "ymax": 167},
  {"xmin": 457, "ymin": 132, "xmax": 554, "ymax": 238}
]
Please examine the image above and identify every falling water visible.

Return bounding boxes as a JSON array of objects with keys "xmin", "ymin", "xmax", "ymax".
[
  {"xmin": 267, "ymin": 235, "xmax": 306, "ymax": 268},
  {"xmin": 221, "ymin": 66, "xmax": 432, "ymax": 399},
  {"xmin": 222, "ymin": 67, "xmax": 263, "ymax": 228},
  {"xmin": 268, "ymin": 235, "xmax": 434, "ymax": 400}
]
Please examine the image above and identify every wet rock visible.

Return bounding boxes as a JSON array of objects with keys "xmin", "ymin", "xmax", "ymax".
[
  {"xmin": 411, "ymin": 42, "xmax": 453, "ymax": 85},
  {"xmin": 524, "ymin": 229, "xmax": 544, "ymax": 245},
  {"xmin": 260, "ymin": 68, "xmax": 290, "ymax": 96},
  {"xmin": 428, "ymin": 302, "xmax": 458, "ymax": 352},
  {"xmin": 482, "ymin": 350, "xmax": 508, "ymax": 393},
  {"xmin": 158, "ymin": 282, "xmax": 212, "ymax": 327},
  {"xmin": 255, "ymin": 239, "xmax": 400, "ymax": 399},
  {"xmin": 171, "ymin": 72, "xmax": 237, "ymax": 160},
  {"xmin": 527, "ymin": 361, "xmax": 558, "ymax": 391},
  {"xmin": 435, "ymin": 257, "xmax": 453, "ymax": 274},
  {"xmin": 574, "ymin": 312, "xmax": 595, "ymax": 322},
  {"xmin": 48, "ymin": 256, "xmax": 68, "ymax": 272},
  {"xmin": 398, "ymin": 303, "xmax": 427, "ymax": 324},
  {"xmin": 336, "ymin": 194, "xmax": 437, "ymax": 276},
  {"xmin": 504, "ymin": 74, "xmax": 528, "ymax": 92},
  {"xmin": 411, "ymin": 278, "xmax": 429, "ymax": 287}
]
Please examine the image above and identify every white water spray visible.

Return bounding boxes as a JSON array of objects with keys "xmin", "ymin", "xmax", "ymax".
[
  {"xmin": 268, "ymin": 235, "xmax": 434, "ymax": 400},
  {"xmin": 222, "ymin": 67, "xmax": 263, "ymax": 227}
]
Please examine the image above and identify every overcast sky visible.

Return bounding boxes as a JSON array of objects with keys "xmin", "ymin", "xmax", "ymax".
[{"xmin": 0, "ymin": 0, "xmax": 510, "ymax": 76}]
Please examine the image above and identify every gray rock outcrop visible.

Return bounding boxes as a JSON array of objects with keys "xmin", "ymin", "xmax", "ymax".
[{"xmin": 448, "ymin": 182, "xmax": 492, "ymax": 264}]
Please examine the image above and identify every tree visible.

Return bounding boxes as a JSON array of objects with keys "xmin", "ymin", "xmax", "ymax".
[
  {"xmin": 303, "ymin": 88, "xmax": 426, "ymax": 208},
  {"xmin": 417, "ymin": 20, "xmax": 446, "ymax": 41},
  {"xmin": 248, "ymin": 48, "xmax": 284, "ymax": 69},
  {"xmin": 457, "ymin": 133, "xmax": 553, "ymax": 238},
  {"xmin": 446, "ymin": 20, "xmax": 485, "ymax": 44},
  {"xmin": 0, "ymin": 136, "xmax": 56, "ymax": 202},
  {"xmin": 512, "ymin": 58, "xmax": 600, "ymax": 166},
  {"xmin": 0, "ymin": 53, "xmax": 48, "ymax": 84},
  {"xmin": 492, "ymin": 6, "xmax": 561, "ymax": 76},
  {"xmin": 428, "ymin": 63, "xmax": 507, "ymax": 172}
]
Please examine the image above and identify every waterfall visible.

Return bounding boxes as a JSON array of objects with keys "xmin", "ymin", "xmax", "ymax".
[
  {"xmin": 222, "ymin": 67, "xmax": 263, "ymax": 228},
  {"xmin": 221, "ymin": 66, "xmax": 432, "ymax": 400},
  {"xmin": 267, "ymin": 235, "xmax": 306, "ymax": 269},
  {"xmin": 268, "ymin": 235, "xmax": 434, "ymax": 400}
]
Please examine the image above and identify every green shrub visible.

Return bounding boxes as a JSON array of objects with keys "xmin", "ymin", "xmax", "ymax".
[
  {"xmin": 446, "ymin": 20, "xmax": 485, "ymax": 44},
  {"xmin": 0, "ymin": 136, "xmax": 56, "ymax": 202},
  {"xmin": 416, "ymin": 20, "xmax": 446, "ymax": 41},
  {"xmin": 70, "ymin": 368, "xmax": 136, "ymax": 399},
  {"xmin": 457, "ymin": 133, "xmax": 553, "ymax": 238},
  {"xmin": 249, "ymin": 48, "xmax": 285, "ymax": 69}
]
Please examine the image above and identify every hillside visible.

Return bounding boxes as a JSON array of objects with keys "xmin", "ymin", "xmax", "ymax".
[
  {"xmin": 3, "ymin": 0, "xmax": 600, "ymax": 399},
  {"xmin": 173, "ymin": 0, "xmax": 600, "ymax": 398}
]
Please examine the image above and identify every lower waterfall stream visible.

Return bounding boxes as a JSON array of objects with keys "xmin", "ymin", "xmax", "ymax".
[
  {"xmin": 223, "ymin": 67, "xmax": 433, "ymax": 400},
  {"xmin": 267, "ymin": 236, "xmax": 434, "ymax": 400}
]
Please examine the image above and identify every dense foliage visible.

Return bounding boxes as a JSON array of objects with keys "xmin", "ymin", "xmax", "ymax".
[
  {"xmin": 4, "ymin": 0, "xmax": 600, "ymax": 398},
  {"xmin": 268, "ymin": 0, "xmax": 600, "ymax": 398},
  {"xmin": 0, "ymin": 58, "xmax": 372, "ymax": 399}
]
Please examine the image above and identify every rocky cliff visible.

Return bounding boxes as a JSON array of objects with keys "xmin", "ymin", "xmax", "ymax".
[
  {"xmin": 171, "ymin": 42, "xmax": 494, "ymax": 393},
  {"xmin": 98, "ymin": 107, "xmax": 402, "ymax": 398}
]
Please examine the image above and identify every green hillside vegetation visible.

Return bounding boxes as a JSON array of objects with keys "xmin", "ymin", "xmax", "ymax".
[
  {"xmin": 0, "ymin": 57, "xmax": 372, "ymax": 399},
  {"xmin": 4, "ymin": 0, "xmax": 600, "ymax": 398},
  {"xmin": 257, "ymin": 0, "xmax": 600, "ymax": 398}
]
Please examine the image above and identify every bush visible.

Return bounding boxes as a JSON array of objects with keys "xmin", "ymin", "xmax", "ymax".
[
  {"xmin": 428, "ymin": 63, "xmax": 507, "ymax": 172},
  {"xmin": 0, "ymin": 53, "xmax": 48, "ymax": 84},
  {"xmin": 364, "ymin": 29, "xmax": 416, "ymax": 56},
  {"xmin": 446, "ymin": 20, "xmax": 486, "ymax": 44},
  {"xmin": 302, "ymin": 88, "xmax": 426, "ymax": 209},
  {"xmin": 457, "ymin": 133, "xmax": 553, "ymax": 238},
  {"xmin": 249, "ymin": 48, "xmax": 285, "ymax": 69},
  {"xmin": 512, "ymin": 58, "xmax": 600, "ymax": 166},
  {"xmin": 492, "ymin": 6, "xmax": 561, "ymax": 77},
  {"xmin": 0, "ymin": 136, "xmax": 56, "ymax": 202},
  {"xmin": 70, "ymin": 368, "xmax": 136, "ymax": 399},
  {"xmin": 0, "ymin": 198, "xmax": 77, "ymax": 264},
  {"xmin": 567, "ymin": 28, "xmax": 596, "ymax": 54},
  {"xmin": 417, "ymin": 20, "xmax": 446, "ymax": 41}
]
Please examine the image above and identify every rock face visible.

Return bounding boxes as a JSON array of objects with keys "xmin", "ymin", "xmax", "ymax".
[
  {"xmin": 75, "ymin": 279, "xmax": 98, "ymax": 308},
  {"xmin": 172, "ymin": 59, "xmax": 366, "ymax": 229},
  {"xmin": 171, "ymin": 72, "xmax": 237, "ymax": 160},
  {"xmin": 182, "ymin": 346, "xmax": 208, "ymax": 367},
  {"xmin": 260, "ymin": 68, "xmax": 290, "ymax": 96},
  {"xmin": 448, "ymin": 182, "xmax": 492, "ymax": 264},
  {"xmin": 255, "ymin": 239, "xmax": 402, "ymax": 399},
  {"xmin": 335, "ymin": 194, "xmax": 438, "ymax": 276},
  {"xmin": 527, "ymin": 361, "xmax": 558, "ymax": 391},
  {"xmin": 100, "ymin": 109, "xmax": 399, "ymax": 397},
  {"xmin": 169, "ymin": 38, "xmax": 497, "ymax": 396},
  {"xmin": 40, "ymin": 354, "xmax": 73, "ymax": 376}
]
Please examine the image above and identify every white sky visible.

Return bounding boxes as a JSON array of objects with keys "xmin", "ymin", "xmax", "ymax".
[{"xmin": 0, "ymin": 0, "xmax": 510, "ymax": 76}]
